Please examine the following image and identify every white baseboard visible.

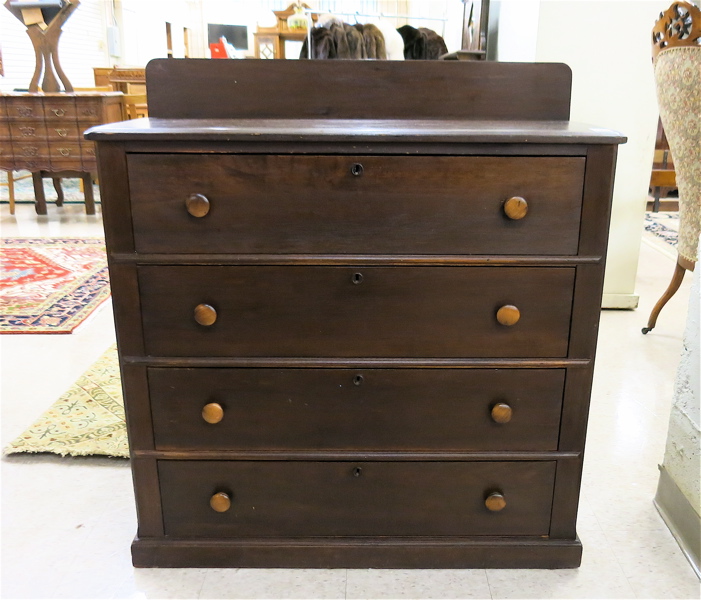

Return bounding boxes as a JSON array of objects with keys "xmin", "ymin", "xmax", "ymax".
[{"xmin": 602, "ymin": 293, "xmax": 640, "ymax": 310}]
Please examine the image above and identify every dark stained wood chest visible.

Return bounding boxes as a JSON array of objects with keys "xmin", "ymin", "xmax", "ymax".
[{"xmin": 86, "ymin": 59, "xmax": 625, "ymax": 569}]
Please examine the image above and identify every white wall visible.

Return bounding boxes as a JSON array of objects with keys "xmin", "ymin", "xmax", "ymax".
[
  {"xmin": 536, "ymin": 0, "xmax": 666, "ymax": 309},
  {"xmin": 118, "ymin": 0, "xmax": 193, "ymax": 65},
  {"xmin": 495, "ymin": 0, "xmax": 540, "ymax": 62},
  {"xmin": 498, "ymin": 0, "xmax": 668, "ymax": 309},
  {"xmin": 0, "ymin": 0, "xmax": 110, "ymax": 92}
]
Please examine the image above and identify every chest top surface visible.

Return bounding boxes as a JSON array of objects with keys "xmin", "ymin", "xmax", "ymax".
[{"xmin": 84, "ymin": 59, "xmax": 624, "ymax": 145}]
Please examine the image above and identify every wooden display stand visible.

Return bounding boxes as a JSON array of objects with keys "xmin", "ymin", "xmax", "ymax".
[{"xmin": 4, "ymin": 0, "xmax": 80, "ymax": 93}]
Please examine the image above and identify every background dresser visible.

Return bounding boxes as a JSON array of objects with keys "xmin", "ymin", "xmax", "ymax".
[
  {"xmin": 87, "ymin": 59, "xmax": 625, "ymax": 568},
  {"xmin": 0, "ymin": 92, "xmax": 122, "ymax": 214}
]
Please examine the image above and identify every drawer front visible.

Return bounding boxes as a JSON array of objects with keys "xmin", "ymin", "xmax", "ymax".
[
  {"xmin": 128, "ymin": 155, "xmax": 585, "ymax": 255},
  {"xmin": 159, "ymin": 460, "xmax": 556, "ymax": 537},
  {"xmin": 43, "ymin": 98, "xmax": 78, "ymax": 121},
  {"xmin": 0, "ymin": 101, "xmax": 11, "ymax": 170},
  {"xmin": 48, "ymin": 143, "xmax": 82, "ymax": 160},
  {"xmin": 11, "ymin": 140, "xmax": 51, "ymax": 170},
  {"xmin": 139, "ymin": 266, "xmax": 575, "ymax": 358},
  {"xmin": 13, "ymin": 141, "xmax": 49, "ymax": 159},
  {"xmin": 150, "ymin": 368, "xmax": 565, "ymax": 451},
  {"xmin": 48, "ymin": 139, "xmax": 83, "ymax": 169},
  {"xmin": 50, "ymin": 159, "xmax": 84, "ymax": 171},
  {"xmin": 79, "ymin": 140, "xmax": 97, "ymax": 171},
  {"xmin": 75, "ymin": 98, "xmax": 103, "ymax": 121},
  {"xmin": 10, "ymin": 120, "xmax": 47, "ymax": 141},
  {"xmin": 4, "ymin": 98, "xmax": 41, "ymax": 119},
  {"xmin": 0, "ymin": 115, "xmax": 10, "ymax": 140},
  {"xmin": 47, "ymin": 123, "xmax": 81, "ymax": 142}
]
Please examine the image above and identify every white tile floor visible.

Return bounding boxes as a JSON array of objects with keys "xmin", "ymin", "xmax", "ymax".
[{"xmin": 1, "ymin": 203, "xmax": 699, "ymax": 599}]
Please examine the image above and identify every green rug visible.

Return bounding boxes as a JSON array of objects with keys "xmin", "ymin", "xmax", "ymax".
[{"xmin": 4, "ymin": 345, "xmax": 129, "ymax": 458}]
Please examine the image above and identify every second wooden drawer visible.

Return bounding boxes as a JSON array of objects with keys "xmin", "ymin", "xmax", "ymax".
[{"xmin": 138, "ymin": 266, "xmax": 575, "ymax": 358}]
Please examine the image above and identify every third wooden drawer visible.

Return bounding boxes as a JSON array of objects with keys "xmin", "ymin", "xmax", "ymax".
[{"xmin": 149, "ymin": 368, "xmax": 565, "ymax": 452}]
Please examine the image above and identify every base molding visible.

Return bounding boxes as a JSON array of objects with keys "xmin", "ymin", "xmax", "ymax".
[
  {"xmin": 654, "ymin": 465, "xmax": 701, "ymax": 578},
  {"xmin": 132, "ymin": 535, "xmax": 583, "ymax": 569},
  {"xmin": 601, "ymin": 293, "xmax": 640, "ymax": 310}
]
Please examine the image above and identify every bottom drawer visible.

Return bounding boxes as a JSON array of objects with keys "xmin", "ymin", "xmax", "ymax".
[{"xmin": 159, "ymin": 460, "xmax": 556, "ymax": 538}]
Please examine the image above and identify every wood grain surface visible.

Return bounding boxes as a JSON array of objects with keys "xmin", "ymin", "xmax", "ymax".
[
  {"xmin": 145, "ymin": 59, "xmax": 573, "ymax": 121},
  {"xmin": 127, "ymin": 154, "xmax": 585, "ymax": 256},
  {"xmin": 158, "ymin": 460, "xmax": 556, "ymax": 537},
  {"xmin": 138, "ymin": 266, "xmax": 575, "ymax": 359},
  {"xmin": 148, "ymin": 368, "xmax": 565, "ymax": 452}
]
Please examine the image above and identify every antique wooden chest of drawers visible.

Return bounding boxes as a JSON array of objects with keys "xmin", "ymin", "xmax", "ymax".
[
  {"xmin": 86, "ymin": 59, "xmax": 625, "ymax": 568},
  {"xmin": 0, "ymin": 92, "xmax": 122, "ymax": 214}
]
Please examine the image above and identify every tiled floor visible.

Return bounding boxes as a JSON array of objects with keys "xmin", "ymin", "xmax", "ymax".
[{"xmin": 1, "ymin": 203, "xmax": 699, "ymax": 599}]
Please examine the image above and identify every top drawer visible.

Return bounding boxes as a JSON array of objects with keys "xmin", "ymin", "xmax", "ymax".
[
  {"xmin": 127, "ymin": 154, "xmax": 585, "ymax": 255},
  {"xmin": 43, "ymin": 97, "xmax": 78, "ymax": 121}
]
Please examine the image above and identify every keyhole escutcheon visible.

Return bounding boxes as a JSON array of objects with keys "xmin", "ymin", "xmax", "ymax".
[{"xmin": 350, "ymin": 163, "xmax": 364, "ymax": 176}]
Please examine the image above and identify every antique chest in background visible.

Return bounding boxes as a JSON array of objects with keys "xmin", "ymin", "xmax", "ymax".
[
  {"xmin": 86, "ymin": 59, "xmax": 625, "ymax": 568},
  {"xmin": 0, "ymin": 92, "xmax": 122, "ymax": 213}
]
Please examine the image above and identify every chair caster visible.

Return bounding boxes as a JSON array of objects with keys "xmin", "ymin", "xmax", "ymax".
[{"xmin": 642, "ymin": 327, "xmax": 653, "ymax": 334}]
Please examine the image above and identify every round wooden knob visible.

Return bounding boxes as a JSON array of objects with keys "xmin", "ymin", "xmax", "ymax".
[
  {"xmin": 202, "ymin": 402, "xmax": 224, "ymax": 424},
  {"xmin": 491, "ymin": 402, "xmax": 513, "ymax": 424},
  {"xmin": 210, "ymin": 492, "xmax": 231, "ymax": 513},
  {"xmin": 496, "ymin": 305, "xmax": 520, "ymax": 326},
  {"xmin": 503, "ymin": 196, "xmax": 528, "ymax": 220},
  {"xmin": 194, "ymin": 303, "xmax": 217, "ymax": 326},
  {"xmin": 485, "ymin": 492, "xmax": 506, "ymax": 512},
  {"xmin": 186, "ymin": 193, "xmax": 211, "ymax": 217}
]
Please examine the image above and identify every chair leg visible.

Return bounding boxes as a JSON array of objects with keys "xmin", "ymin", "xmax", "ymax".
[
  {"xmin": 652, "ymin": 186, "xmax": 661, "ymax": 212},
  {"xmin": 8, "ymin": 171, "xmax": 16, "ymax": 215},
  {"xmin": 52, "ymin": 177, "xmax": 64, "ymax": 206},
  {"xmin": 32, "ymin": 172, "xmax": 47, "ymax": 215},
  {"xmin": 82, "ymin": 172, "xmax": 95, "ymax": 215},
  {"xmin": 642, "ymin": 261, "xmax": 687, "ymax": 334}
]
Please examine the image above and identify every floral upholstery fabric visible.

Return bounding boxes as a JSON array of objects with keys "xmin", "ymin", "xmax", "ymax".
[{"xmin": 654, "ymin": 46, "xmax": 701, "ymax": 262}]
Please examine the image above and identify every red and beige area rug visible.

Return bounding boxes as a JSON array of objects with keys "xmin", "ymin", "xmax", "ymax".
[{"xmin": 0, "ymin": 238, "xmax": 110, "ymax": 333}]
